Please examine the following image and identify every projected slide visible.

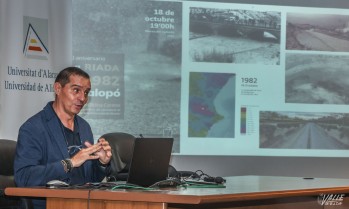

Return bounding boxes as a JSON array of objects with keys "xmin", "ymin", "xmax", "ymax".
[{"xmin": 72, "ymin": 0, "xmax": 349, "ymax": 157}]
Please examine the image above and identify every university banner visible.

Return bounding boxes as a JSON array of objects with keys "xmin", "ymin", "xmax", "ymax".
[{"xmin": 0, "ymin": 0, "xmax": 72, "ymax": 140}]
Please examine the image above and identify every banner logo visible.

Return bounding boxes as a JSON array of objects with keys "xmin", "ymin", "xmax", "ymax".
[
  {"xmin": 23, "ymin": 16, "xmax": 49, "ymax": 60},
  {"xmin": 318, "ymin": 193, "xmax": 345, "ymax": 206}
]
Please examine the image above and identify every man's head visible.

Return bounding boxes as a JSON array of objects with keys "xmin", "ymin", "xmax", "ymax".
[
  {"xmin": 55, "ymin": 67, "xmax": 90, "ymax": 88},
  {"xmin": 53, "ymin": 67, "xmax": 91, "ymax": 117}
]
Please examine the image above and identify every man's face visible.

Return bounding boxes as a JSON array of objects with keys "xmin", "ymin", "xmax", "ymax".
[{"xmin": 55, "ymin": 74, "xmax": 91, "ymax": 116}]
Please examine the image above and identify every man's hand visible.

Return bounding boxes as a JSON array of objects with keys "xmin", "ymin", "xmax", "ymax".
[
  {"xmin": 94, "ymin": 138, "xmax": 112, "ymax": 165},
  {"xmin": 70, "ymin": 140, "xmax": 111, "ymax": 167}
]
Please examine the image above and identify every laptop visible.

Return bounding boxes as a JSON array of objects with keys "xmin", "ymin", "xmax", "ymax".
[{"xmin": 126, "ymin": 137, "xmax": 174, "ymax": 187}]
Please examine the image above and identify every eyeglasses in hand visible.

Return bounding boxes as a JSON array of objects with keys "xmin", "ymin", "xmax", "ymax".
[{"xmin": 67, "ymin": 145, "xmax": 82, "ymax": 157}]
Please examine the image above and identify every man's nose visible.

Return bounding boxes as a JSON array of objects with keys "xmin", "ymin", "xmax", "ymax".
[{"xmin": 78, "ymin": 92, "xmax": 88, "ymax": 101}]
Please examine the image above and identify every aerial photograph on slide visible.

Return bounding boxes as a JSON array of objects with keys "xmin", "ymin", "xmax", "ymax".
[
  {"xmin": 259, "ymin": 111, "xmax": 349, "ymax": 149},
  {"xmin": 285, "ymin": 53, "xmax": 349, "ymax": 105},
  {"xmin": 286, "ymin": 13, "xmax": 349, "ymax": 52},
  {"xmin": 188, "ymin": 72, "xmax": 236, "ymax": 138},
  {"xmin": 189, "ymin": 7, "xmax": 281, "ymax": 65}
]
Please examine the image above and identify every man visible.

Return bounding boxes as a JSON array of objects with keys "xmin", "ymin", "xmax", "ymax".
[{"xmin": 14, "ymin": 67, "xmax": 112, "ymax": 209}]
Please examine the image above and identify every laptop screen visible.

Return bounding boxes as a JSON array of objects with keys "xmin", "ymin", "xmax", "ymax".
[{"xmin": 126, "ymin": 137, "xmax": 174, "ymax": 187}]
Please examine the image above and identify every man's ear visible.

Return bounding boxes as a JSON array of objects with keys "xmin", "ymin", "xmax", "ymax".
[{"xmin": 54, "ymin": 82, "xmax": 62, "ymax": 95}]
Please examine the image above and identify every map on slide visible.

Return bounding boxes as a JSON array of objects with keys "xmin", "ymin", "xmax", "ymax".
[{"xmin": 188, "ymin": 72, "xmax": 236, "ymax": 138}]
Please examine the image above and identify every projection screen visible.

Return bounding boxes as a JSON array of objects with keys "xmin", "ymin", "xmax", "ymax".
[{"xmin": 72, "ymin": 0, "xmax": 349, "ymax": 157}]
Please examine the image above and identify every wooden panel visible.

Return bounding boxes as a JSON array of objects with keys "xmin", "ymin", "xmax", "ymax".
[
  {"xmin": 104, "ymin": 201, "xmax": 166, "ymax": 209},
  {"xmin": 46, "ymin": 198, "xmax": 166, "ymax": 209},
  {"xmin": 47, "ymin": 198, "xmax": 89, "ymax": 209},
  {"xmin": 46, "ymin": 198, "xmax": 110, "ymax": 209},
  {"xmin": 168, "ymin": 196, "xmax": 323, "ymax": 209}
]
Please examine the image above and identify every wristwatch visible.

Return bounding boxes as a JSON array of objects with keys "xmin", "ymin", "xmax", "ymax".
[{"xmin": 61, "ymin": 158, "xmax": 73, "ymax": 173}]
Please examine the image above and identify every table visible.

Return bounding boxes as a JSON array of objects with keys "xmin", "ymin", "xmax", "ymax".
[{"xmin": 6, "ymin": 176, "xmax": 349, "ymax": 209}]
